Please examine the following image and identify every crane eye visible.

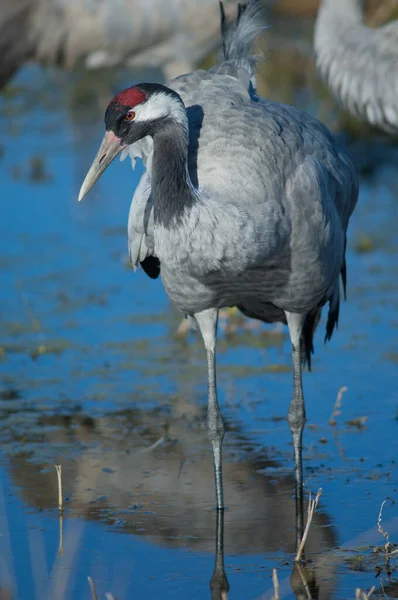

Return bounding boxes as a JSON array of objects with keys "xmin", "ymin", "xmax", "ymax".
[{"xmin": 125, "ymin": 111, "xmax": 135, "ymax": 122}]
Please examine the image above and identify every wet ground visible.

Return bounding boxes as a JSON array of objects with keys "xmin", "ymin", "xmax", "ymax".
[{"xmin": 1, "ymin": 16, "xmax": 398, "ymax": 600}]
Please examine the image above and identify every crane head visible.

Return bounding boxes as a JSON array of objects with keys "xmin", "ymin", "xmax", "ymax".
[{"xmin": 78, "ymin": 83, "xmax": 185, "ymax": 201}]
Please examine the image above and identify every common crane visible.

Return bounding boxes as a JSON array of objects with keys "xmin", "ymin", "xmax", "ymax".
[
  {"xmin": 78, "ymin": 0, "xmax": 359, "ymax": 544},
  {"xmin": 314, "ymin": 0, "xmax": 398, "ymax": 134},
  {"xmin": 0, "ymin": 0, "xmax": 235, "ymax": 88}
]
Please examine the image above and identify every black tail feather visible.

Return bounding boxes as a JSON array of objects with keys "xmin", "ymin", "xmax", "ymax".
[
  {"xmin": 325, "ymin": 295, "xmax": 339, "ymax": 343},
  {"xmin": 324, "ymin": 235, "xmax": 348, "ymax": 343},
  {"xmin": 325, "ymin": 239, "xmax": 347, "ymax": 342},
  {"xmin": 237, "ymin": 2, "xmax": 246, "ymax": 21},
  {"xmin": 141, "ymin": 256, "xmax": 160, "ymax": 279},
  {"xmin": 341, "ymin": 257, "xmax": 347, "ymax": 300},
  {"xmin": 341, "ymin": 236, "xmax": 347, "ymax": 300},
  {"xmin": 301, "ymin": 308, "xmax": 321, "ymax": 371},
  {"xmin": 219, "ymin": 1, "xmax": 248, "ymax": 58},
  {"xmin": 219, "ymin": 1, "xmax": 227, "ymax": 57}
]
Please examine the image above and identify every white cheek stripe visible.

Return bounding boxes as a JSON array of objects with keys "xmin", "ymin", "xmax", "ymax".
[{"xmin": 132, "ymin": 92, "xmax": 187, "ymax": 125}]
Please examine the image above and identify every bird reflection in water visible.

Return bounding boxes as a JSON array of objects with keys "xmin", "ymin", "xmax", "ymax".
[
  {"xmin": 3, "ymin": 405, "xmax": 336, "ymax": 600},
  {"xmin": 210, "ymin": 510, "xmax": 229, "ymax": 600}
]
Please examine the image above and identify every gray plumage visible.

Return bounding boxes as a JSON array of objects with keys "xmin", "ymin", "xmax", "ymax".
[
  {"xmin": 0, "ymin": 0, "xmax": 235, "ymax": 88},
  {"xmin": 79, "ymin": 0, "xmax": 358, "ymax": 540},
  {"xmin": 314, "ymin": 0, "xmax": 398, "ymax": 134},
  {"xmin": 127, "ymin": 4, "xmax": 357, "ymax": 354}
]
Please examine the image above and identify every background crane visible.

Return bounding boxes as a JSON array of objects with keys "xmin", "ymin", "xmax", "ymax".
[
  {"xmin": 78, "ymin": 0, "xmax": 358, "ymax": 546},
  {"xmin": 0, "ymin": 0, "xmax": 236, "ymax": 88},
  {"xmin": 314, "ymin": 0, "xmax": 398, "ymax": 134}
]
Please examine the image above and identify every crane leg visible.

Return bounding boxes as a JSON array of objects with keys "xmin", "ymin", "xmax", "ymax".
[
  {"xmin": 285, "ymin": 311, "xmax": 307, "ymax": 550},
  {"xmin": 195, "ymin": 308, "xmax": 225, "ymax": 510}
]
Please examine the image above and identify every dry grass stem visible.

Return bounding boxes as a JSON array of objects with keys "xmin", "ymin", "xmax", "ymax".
[
  {"xmin": 137, "ymin": 435, "xmax": 165, "ymax": 455},
  {"xmin": 54, "ymin": 464, "xmax": 63, "ymax": 512},
  {"xmin": 271, "ymin": 568, "xmax": 279, "ymax": 600},
  {"xmin": 88, "ymin": 576, "xmax": 98, "ymax": 600},
  {"xmin": 377, "ymin": 497, "xmax": 395, "ymax": 551},
  {"xmin": 376, "ymin": 497, "xmax": 396, "ymax": 574},
  {"xmin": 294, "ymin": 488, "xmax": 322, "ymax": 562},
  {"xmin": 355, "ymin": 586, "xmax": 375, "ymax": 600},
  {"xmin": 329, "ymin": 386, "xmax": 347, "ymax": 426},
  {"xmin": 88, "ymin": 577, "xmax": 116, "ymax": 600}
]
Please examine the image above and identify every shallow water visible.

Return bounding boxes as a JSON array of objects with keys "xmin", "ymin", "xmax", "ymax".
[{"xmin": 1, "ymin": 30, "xmax": 398, "ymax": 600}]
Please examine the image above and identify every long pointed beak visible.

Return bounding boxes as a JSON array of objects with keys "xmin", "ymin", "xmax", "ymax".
[{"xmin": 78, "ymin": 131, "xmax": 124, "ymax": 201}]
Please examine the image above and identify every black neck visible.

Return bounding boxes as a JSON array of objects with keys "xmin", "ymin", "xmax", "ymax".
[{"xmin": 151, "ymin": 119, "xmax": 197, "ymax": 227}]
